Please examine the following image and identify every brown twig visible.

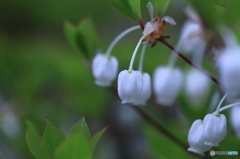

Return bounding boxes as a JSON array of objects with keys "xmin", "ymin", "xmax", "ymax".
[
  {"xmin": 107, "ymin": 86, "xmax": 208, "ymax": 158},
  {"xmin": 159, "ymin": 37, "xmax": 222, "ymax": 87},
  {"xmin": 129, "ymin": 105, "xmax": 188, "ymax": 148}
]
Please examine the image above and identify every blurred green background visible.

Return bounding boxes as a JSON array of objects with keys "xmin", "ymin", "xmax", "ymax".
[{"xmin": 0, "ymin": 0, "xmax": 203, "ymax": 159}]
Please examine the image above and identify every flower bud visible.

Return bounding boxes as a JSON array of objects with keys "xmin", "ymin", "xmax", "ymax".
[
  {"xmin": 202, "ymin": 114, "xmax": 227, "ymax": 147},
  {"xmin": 230, "ymin": 105, "xmax": 240, "ymax": 139},
  {"xmin": 153, "ymin": 66, "xmax": 183, "ymax": 106},
  {"xmin": 117, "ymin": 70, "xmax": 151, "ymax": 106},
  {"xmin": 92, "ymin": 53, "xmax": 118, "ymax": 87},
  {"xmin": 188, "ymin": 119, "xmax": 212, "ymax": 156},
  {"xmin": 185, "ymin": 68, "xmax": 210, "ymax": 107},
  {"xmin": 180, "ymin": 20, "xmax": 205, "ymax": 53}
]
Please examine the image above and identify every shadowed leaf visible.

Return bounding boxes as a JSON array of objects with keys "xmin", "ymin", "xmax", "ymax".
[
  {"xmin": 90, "ymin": 125, "xmax": 109, "ymax": 150},
  {"xmin": 25, "ymin": 120, "xmax": 51, "ymax": 159},
  {"xmin": 149, "ymin": 0, "xmax": 172, "ymax": 16},
  {"xmin": 109, "ymin": 0, "xmax": 139, "ymax": 21},
  {"xmin": 55, "ymin": 134, "xmax": 92, "ymax": 159},
  {"xmin": 67, "ymin": 116, "xmax": 91, "ymax": 139},
  {"xmin": 42, "ymin": 116, "xmax": 65, "ymax": 155}
]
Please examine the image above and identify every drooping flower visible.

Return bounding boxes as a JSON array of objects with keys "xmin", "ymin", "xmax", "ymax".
[
  {"xmin": 185, "ymin": 68, "xmax": 210, "ymax": 107},
  {"xmin": 179, "ymin": 20, "xmax": 206, "ymax": 54},
  {"xmin": 230, "ymin": 105, "xmax": 240, "ymax": 139},
  {"xmin": 138, "ymin": 73, "xmax": 152, "ymax": 105},
  {"xmin": 117, "ymin": 70, "xmax": 151, "ymax": 106},
  {"xmin": 153, "ymin": 66, "xmax": 183, "ymax": 106},
  {"xmin": 217, "ymin": 50, "xmax": 240, "ymax": 97},
  {"xmin": 92, "ymin": 25, "xmax": 140, "ymax": 87},
  {"xmin": 92, "ymin": 53, "xmax": 118, "ymax": 87},
  {"xmin": 216, "ymin": 28, "xmax": 240, "ymax": 97},
  {"xmin": 202, "ymin": 113, "xmax": 227, "ymax": 147},
  {"xmin": 188, "ymin": 119, "xmax": 213, "ymax": 156}
]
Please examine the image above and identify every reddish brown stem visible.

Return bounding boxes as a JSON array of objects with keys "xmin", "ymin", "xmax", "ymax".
[
  {"xmin": 138, "ymin": 18, "xmax": 145, "ymax": 31},
  {"xmin": 159, "ymin": 38, "xmax": 222, "ymax": 87}
]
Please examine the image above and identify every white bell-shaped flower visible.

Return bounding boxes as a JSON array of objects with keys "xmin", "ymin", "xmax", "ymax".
[
  {"xmin": 202, "ymin": 113, "xmax": 227, "ymax": 147},
  {"xmin": 92, "ymin": 53, "xmax": 118, "ymax": 87},
  {"xmin": 185, "ymin": 68, "xmax": 210, "ymax": 107},
  {"xmin": 179, "ymin": 20, "xmax": 206, "ymax": 53},
  {"xmin": 230, "ymin": 105, "xmax": 240, "ymax": 139},
  {"xmin": 138, "ymin": 73, "xmax": 152, "ymax": 105},
  {"xmin": 117, "ymin": 70, "xmax": 151, "ymax": 106},
  {"xmin": 153, "ymin": 66, "xmax": 183, "ymax": 106},
  {"xmin": 188, "ymin": 119, "xmax": 213, "ymax": 156},
  {"xmin": 217, "ymin": 50, "xmax": 240, "ymax": 97}
]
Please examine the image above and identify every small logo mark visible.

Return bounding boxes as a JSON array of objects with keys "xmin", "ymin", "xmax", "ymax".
[{"xmin": 210, "ymin": 150, "xmax": 215, "ymax": 156}]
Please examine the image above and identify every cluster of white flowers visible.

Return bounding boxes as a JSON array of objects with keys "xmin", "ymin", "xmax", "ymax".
[
  {"xmin": 91, "ymin": 3, "xmax": 240, "ymax": 156},
  {"xmin": 92, "ymin": 3, "xmax": 180, "ymax": 106},
  {"xmin": 188, "ymin": 92, "xmax": 240, "ymax": 155},
  {"xmin": 188, "ymin": 114, "xmax": 226, "ymax": 155}
]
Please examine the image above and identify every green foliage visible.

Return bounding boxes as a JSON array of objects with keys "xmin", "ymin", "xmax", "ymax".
[
  {"xmin": 25, "ymin": 120, "xmax": 52, "ymax": 159},
  {"xmin": 90, "ymin": 126, "xmax": 109, "ymax": 150},
  {"xmin": 187, "ymin": 0, "xmax": 217, "ymax": 29},
  {"xmin": 178, "ymin": 84, "xmax": 217, "ymax": 123},
  {"xmin": 67, "ymin": 117, "xmax": 91, "ymax": 138},
  {"xmin": 214, "ymin": 5, "xmax": 227, "ymax": 14},
  {"xmin": 187, "ymin": 0, "xmax": 240, "ymax": 32},
  {"xmin": 55, "ymin": 134, "xmax": 92, "ymax": 159},
  {"xmin": 148, "ymin": 0, "xmax": 172, "ymax": 16},
  {"xmin": 64, "ymin": 17, "xmax": 99, "ymax": 59},
  {"xmin": 128, "ymin": 0, "xmax": 141, "ymax": 18},
  {"xmin": 109, "ymin": 0, "xmax": 141, "ymax": 21},
  {"xmin": 25, "ymin": 116, "xmax": 108, "ymax": 159},
  {"xmin": 43, "ymin": 117, "xmax": 65, "ymax": 155},
  {"xmin": 144, "ymin": 122, "xmax": 192, "ymax": 159}
]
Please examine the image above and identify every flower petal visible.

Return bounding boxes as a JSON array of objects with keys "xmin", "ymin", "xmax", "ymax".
[
  {"xmin": 146, "ymin": 2, "xmax": 154, "ymax": 19},
  {"xmin": 162, "ymin": 16, "xmax": 176, "ymax": 25},
  {"xmin": 143, "ymin": 22, "xmax": 155, "ymax": 35}
]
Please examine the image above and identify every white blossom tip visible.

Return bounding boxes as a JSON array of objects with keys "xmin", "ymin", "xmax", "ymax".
[
  {"xmin": 143, "ymin": 22, "xmax": 155, "ymax": 35},
  {"xmin": 187, "ymin": 148, "xmax": 204, "ymax": 156},
  {"xmin": 147, "ymin": 2, "xmax": 154, "ymax": 20},
  {"xmin": 162, "ymin": 16, "xmax": 176, "ymax": 25}
]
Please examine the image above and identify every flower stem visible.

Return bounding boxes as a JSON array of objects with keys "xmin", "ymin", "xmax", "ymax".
[
  {"xmin": 105, "ymin": 25, "xmax": 140, "ymax": 57},
  {"xmin": 215, "ymin": 92, "xmax": 229, "ymax": 115},
  {"xmin": 128, "ymin": 36, "xmax": 144, "ymax": 71},
  {"xmin": 192, "ymin": 43, "xmax": 206, "ymax": 67},
  {"xmin": 159, "ymin": 38, "xmax": 222, "ymax": 86},
  {"xmin": 138, "ymin": 44, "xmax": 147, "ymax": 73},
  {"xmin": 219, "ymin": 102, "xmax": 240, "ymax": 113},
  {"xmin": 167, "ymin": 43, "xmax": 182, "ymax": 67}
]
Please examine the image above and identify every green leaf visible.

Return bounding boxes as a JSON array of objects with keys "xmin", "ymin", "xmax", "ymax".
[
  {"xmin": 25, "ymin": 120, "xmax": 51, "ymax": 159},
  {"xmin": 90, "ymin": 125, "xmax": 109, "ymax": 150},
  {"xmin": 55, "ymin": 134, "xmax": 92, "ymax": 159},
  {"xmin": 143, "ymin": 122, "xmax": 192, "ymax": 159},
  {"xmin": 148, "ymin": 0, "xmax": 172, "ymax": 16},
  {"xmin": 67, "ymin": 116, "xmax": 91, "ymax": 139},
  {"xmin": 64, "ymin": 21, "xmax": 78, "ymax": 52},
  {"xmin": 64, "ymin": 18, "xmax": 99, "ymax": 59},
  {"xmin": 128, "ymin": 0, "xmax": 141, "ymax": 19},
  {"xmin": 42, "ymin": 116, "xmax": 65, "ymax": 155},
  {"xmin": 77, "ymin": 17, "xmax": 99, "ymax": 58},
  {"xmin": 214, "ymin": 5, "xmax": 227, "ymax": 12},
  {"xmin": 178, "ymin": 84, "xmax": 216, "ymax": 123},
  {"xmin": 188, "ymin": 0, "xmax": 217, "ymax": 29},
  {"xmin": 225, "ymin": 0, "xmax": 240, "ymax": 25},
  {"xmin": 109, "ymin": 0, "xmax": 139, "ymax": 21},
  {"xmin": 216, "ymin": 0, "xmax": 229, "ymax": 7}
]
